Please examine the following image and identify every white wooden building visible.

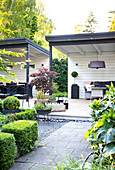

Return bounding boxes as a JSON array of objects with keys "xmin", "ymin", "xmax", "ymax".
[
  {"xmin": 0, "ymin": 37, "xmax": 49, "ymax": 83},
  {"xmin": 46, "ymin": 31, "xmax": 115, "ymax": 99}
]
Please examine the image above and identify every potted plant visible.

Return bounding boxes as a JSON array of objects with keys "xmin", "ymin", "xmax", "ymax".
[
  {"xmin": 34, "ymin": 103, "xmax": 53, "ymax": 119},
  {"xmin": 29, "ymin": 66, "xmax": 58, "ymax": 104},
  {"xmin": 2, "ymin": 96, "xmax": 20, "ymax": 114},
  {"xmin": 34, "ymin": 91, "xmax": 48, "ymax": 104},
  {"xmin": 71, "ymin": 71, "xmax": 79, "ymax": 99},
  {"xmin": 48, "ymin": 95, "xmax": 56, "ymax": 104}
]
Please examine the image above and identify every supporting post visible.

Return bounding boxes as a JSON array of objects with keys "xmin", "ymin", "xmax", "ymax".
[
  {"xmin": 26, "ymin": 44, "xmax": 30, "ymax": 102},
  {"xmin": 49, "ymin": 45, "xmax": 52, "ymax": 71},
  {"xmin": 49, "ymin": 45, "xmax": 52, "ymax": 95}
]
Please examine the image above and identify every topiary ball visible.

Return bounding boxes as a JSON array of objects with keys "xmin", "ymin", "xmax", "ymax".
[
  {"xmin": 71, "ymin": 71, "xmax": 78, "ymax": 78},
  {"xmin": 3, "ymin": 96, "xmax": 20, "ymax": 110}
]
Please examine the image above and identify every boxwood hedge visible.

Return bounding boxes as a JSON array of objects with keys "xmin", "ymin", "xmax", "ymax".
[
  {"xmin": 0, "ymin": 132, "xmax": 16, "ymax": 170},
  {"xmin": 0, "ymin": 109, "xmax": 37, "ymax": 126},
  {"xmin": 1, "ymin": 120, "xmax": 38, "ymax": 155}
]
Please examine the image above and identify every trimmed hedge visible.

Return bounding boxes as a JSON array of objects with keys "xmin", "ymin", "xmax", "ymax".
[
  {"xmin": 8, "ymin": 109, "xmax": 37, "ymax": 121},
  {"xmin": 0, "ymin": 132, "xmax": 16, "ymax": 170},
  {"xmin": 0, "ymin": 109, "xmax": 37, "ymax": 126},
  {"xmin": 1, "ymin": 120, "xmax": 38, "ymax": 155},
  {"xmin": 3, "ymin": 96, "xmax": 20, "ymax": 110}
]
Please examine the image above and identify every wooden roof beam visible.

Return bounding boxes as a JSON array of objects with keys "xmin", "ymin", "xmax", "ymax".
[{"xmin": 92, "ymin": 44, "xmax": 102, "ymax": 55}]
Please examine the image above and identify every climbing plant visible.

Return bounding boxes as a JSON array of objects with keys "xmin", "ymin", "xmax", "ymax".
[{"xmin": 52, "ymin": 58, "xmax": 68, "ymax": 92}]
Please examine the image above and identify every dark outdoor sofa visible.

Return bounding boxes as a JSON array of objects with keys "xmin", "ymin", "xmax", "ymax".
[{"xmin": 85, "ymin": 81, "xmax": 115, "ymax": 99}]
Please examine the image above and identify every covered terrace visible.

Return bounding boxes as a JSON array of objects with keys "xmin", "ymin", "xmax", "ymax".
[{"xmin": 46, "ymin": 31, "xmax": 115, "ymax": 99}]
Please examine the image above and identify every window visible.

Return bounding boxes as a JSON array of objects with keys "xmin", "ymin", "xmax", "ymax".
[{"xmin": 21, "ymin": 64, "xmax": 35, "ymax": 69}]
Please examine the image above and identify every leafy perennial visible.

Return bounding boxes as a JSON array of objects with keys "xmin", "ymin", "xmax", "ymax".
[{"xmin": 85, "ymin": 83, "xmax": 115, "ymax": 159}]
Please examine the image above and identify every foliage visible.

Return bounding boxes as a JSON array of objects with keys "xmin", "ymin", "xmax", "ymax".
[
  {"xmin": 85, "ymin": 83, "xmax": 115, "ymax": 158},
  {"xmin": 52, "ymin": 92, "xmax": 68, "ymax": 97},
  {"xmin": 3, "ymin": 96, "xmax": 20, "ymax": 110},
  {"xmin": 1, "ymin": 120, "xmax": 38, "ymax": 155},
  {"xmin": 34, "ymin": 103, "xmax": 53, "ymax": 110},
  {"xmin": 71, "ymin": 71, "xmax": 78, "ymax": 78},
  {"xmin": 0, "ymin": 99, "xmax": 3, "ymax": 109},
  {"xmin": 0, "ymin": 132, "xmax": 16, "ymax": 170},
  {"xmin": 75, "ymin": 11, "xmax": 98, "ymax": 33},
  {"xmin": 52, "ymin": 155, "xmax": 115, "ymax": 170},
  {"xmin": 36, "ymin": 91, "xmax": 46, "ymax": 99},
  {"xmin": 0, "ymin": 48, "xmax": 25, "ymax": 82},
  {"xmin": 52, "ymin": 58, "xmax": 68, "ymax": 92},
  {"xmin": 83, "ymin": 11, "xmax": 98, "ymax": 33},
  {"xmin": 48, "ymin": 95, "xmax": 56, "ymax": 101},
  {"xmin": 29, "ymin": 66, "xmax": 58, "ymax": 93},
  {"xmin": 71, "ymin": 71, "xmax": 78, "ymax": 85},
  {"xmin": 0, "ymin": 109, "xmax": 37, "ymax": 126},
  {"xmin": 109, "ymin": 11, "xmax": 115, "ymax": 32},
  {"xmin": 0, "ymin": 0, "xmax": 54, "ymax": 45}
]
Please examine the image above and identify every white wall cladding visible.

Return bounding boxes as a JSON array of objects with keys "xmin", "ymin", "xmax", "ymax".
[
  {"xmin": 68, "ymin": 53, "xmax": 115, "ymax": 99},
  {"xmin": 0, "ymin": 55, "xmax": 49, "ymax": 83}
]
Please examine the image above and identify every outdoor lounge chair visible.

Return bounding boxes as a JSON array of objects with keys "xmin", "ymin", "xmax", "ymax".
[
  {"xmin": 0, "ymin": 85, "xmax": 10, "ymax": 98},
  {"xmin": 8, "ymin": 85, "xmax": 29, "ymax": 107}
]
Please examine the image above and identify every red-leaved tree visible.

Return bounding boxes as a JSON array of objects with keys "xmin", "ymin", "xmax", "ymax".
[{"xmin": 29, "ymin": 67, "xmax": 58, "ymax": 93}]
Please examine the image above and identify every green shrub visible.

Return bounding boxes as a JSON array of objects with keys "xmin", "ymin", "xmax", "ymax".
[
  {"xmin": 85, "ymin": 83, "xmax": 115, "ymax": 158},
  {"xmin": 48, "ymin": 95, "xmax": 56, "ymax": 101},
  {"xmin": 1, "ymin": 120, "xmax": 38, "ymax": 155},
  {"xmin": 0, "ymin": 109, "xmax": 37, "ymax": 126},
  {"xmin": 52, "ymin": 92, "xmax": 68, "ymax": 97},
  {"xmin": 34, "ymin": 103, "xmax": 53, "ymax": 110},
  {"xmin": 71, "ymin": 71, "xmax": 78, "ymax": 78},
  {"xmin": 0, "ymin": 132, "xmax": 16, "ymax": 170},
  {"xmin": 52, "ymin": 58, "xmax": 68, "ymax": 92},
  {"xmin": 36, "ymin": 91, "xmax": 46, "ymax": 99},
  {"xmin": 0, "ymin": 99, "xmax": 2, "ymax": 109},
  {"xmin": 3, "ymin": 96, "xmax": 20, "ymax": 110}
]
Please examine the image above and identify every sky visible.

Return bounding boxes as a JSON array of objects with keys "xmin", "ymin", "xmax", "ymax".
[{"xmin": 43, "ymin": 0, "xmax": 115, "ymax": 35}]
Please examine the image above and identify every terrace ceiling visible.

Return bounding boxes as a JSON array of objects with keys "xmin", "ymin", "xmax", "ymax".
[{"xmin": 46, "ymin": 31, "xmax": 115, "ymax": 56}]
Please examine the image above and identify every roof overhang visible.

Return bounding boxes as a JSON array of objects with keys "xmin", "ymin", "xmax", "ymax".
[
  {"xmin": 0, "ymin": 37, "xmax": 49, "ymax": 57},
  {"xmin": 45, "ymin": 31, "xmax": 115, "ymax": 56}
]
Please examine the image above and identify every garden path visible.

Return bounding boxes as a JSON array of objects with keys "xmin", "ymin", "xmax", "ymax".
[{"xmin": 9, "ymin": 121, "xmax": 92, "ymax": 170}]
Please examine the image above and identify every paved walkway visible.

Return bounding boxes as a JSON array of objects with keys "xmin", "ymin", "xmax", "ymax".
[{"xmin": 9, "ymin": 121, "xmax": 92, "ymax": 170}]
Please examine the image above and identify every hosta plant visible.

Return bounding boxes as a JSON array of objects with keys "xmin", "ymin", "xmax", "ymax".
[{"xmin": 85, "ymin": 82, "xmax": 115, "ymax": 159}]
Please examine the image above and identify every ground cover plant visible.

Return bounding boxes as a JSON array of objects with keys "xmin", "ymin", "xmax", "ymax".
[
  {"xmin": 1, "ymin": 120, "xmax": 38, "ymax": 155},
  {"xmin": 51, "ymin": 155, "xmax": 115, "ymax": 170},
  {"xmin": 0, "ymin": 132, "xmax": 16, "ymax": 170},
  {"xmin": 0, "ymin": 109, "xmax": 37, "ymax": 126},
  {"xmin": 85, "ymin": 82, "xmax": 115, "ymax": 167}
]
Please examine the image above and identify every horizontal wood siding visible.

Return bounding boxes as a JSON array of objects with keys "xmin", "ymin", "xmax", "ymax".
[
  {"xmin": 68, "ymin": 53, "xmax": 115, "ymax": 98},
  {"xmin": 0, "ymin": 55, "xmax": 49, "ymax": 82}
]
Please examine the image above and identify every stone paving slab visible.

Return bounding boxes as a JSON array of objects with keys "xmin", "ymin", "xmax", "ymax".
[{"xmin": 9, "ymin": 121, "xmax": 92, "ymax": 170}]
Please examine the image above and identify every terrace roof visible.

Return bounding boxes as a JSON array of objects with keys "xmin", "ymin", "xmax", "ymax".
[{"xmin": 46, "ymin": 31, "xmax": 115, "ymax": 56}]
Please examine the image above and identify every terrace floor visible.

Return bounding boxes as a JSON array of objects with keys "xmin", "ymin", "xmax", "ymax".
[{"xmin": 21, "ymin": 98, "xmax": 91, "ymax": 120}]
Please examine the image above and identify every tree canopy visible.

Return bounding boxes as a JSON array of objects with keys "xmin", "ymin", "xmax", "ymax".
[
  {"xmin": 75, "ymin": 11, "xmax": 98, "ymax": 33},
  {"xmin": 109, "ymin": 11, "xmax": 115, "ymax": 32},
  {"xmin": 0, "ymin": 0, "xmax": 55, "ymax": 45}
]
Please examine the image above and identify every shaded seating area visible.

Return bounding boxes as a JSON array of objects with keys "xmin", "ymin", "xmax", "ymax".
[
  {"xmin": 0, "ymin": 85, "xmax": 10, "ymax": 98},
  {"xmin": 0, "ymin": 82, "xmax": 33, "ymax": 107}
]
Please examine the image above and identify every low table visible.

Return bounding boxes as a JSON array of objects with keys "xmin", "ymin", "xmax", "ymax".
[{"xmin": 91, "ymin": 87, "xmax": 106, "ymax": 99}]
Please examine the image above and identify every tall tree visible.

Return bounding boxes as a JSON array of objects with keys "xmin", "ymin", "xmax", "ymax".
[
  {"xmin": 0, "ymin": 11, "xmax": 25, "ymax": 82},
  {"xmin": 0, "ymin": 0, "xmax": 54, "ymax": 45},
  {"xmin": 109, "ymin": 11, "xmax": 115, "ymax": 32},
  {"xmin": 75, "ymin": 11, "xmax": 98, "ymax": 33},
  {"xmin": 83, "ymin": 11, "xmax": 97, "ymax": 33}
]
